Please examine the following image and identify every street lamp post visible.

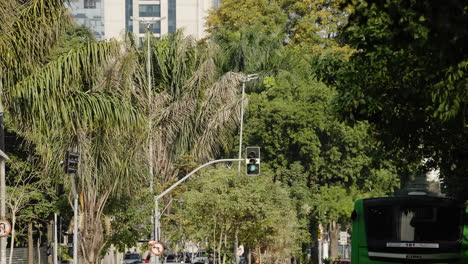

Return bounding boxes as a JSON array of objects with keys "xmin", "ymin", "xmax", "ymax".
[
  {"xmin": 130, "ymin": 15, "xmax": 166, "ymax": 198},
  {"xmin": 235, "ymin": 74, "xmax": 258, "ymax": 264},
  {"xmin": 237, "ymin": 74, "xmax": 259, "ymax": 173},
  {"xmin": 0, "ymin": 103, "xmax": 7, "ymax": 264},
  {"xmin": 0, "ymin": 148, "xmax": 7, "ymax": 264},
  {"xmin": 131, "ymin": 16, "xmax": 166, "ymax": 264}
]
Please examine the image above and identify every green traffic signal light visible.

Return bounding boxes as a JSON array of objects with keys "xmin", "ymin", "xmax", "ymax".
[
  {"xmin": 248, "ymin": 164, "xmax": 258, "ymax": 173},
  {"xmin": 245, "ymin": 147, "xmax": 260, "ymax": 175}
]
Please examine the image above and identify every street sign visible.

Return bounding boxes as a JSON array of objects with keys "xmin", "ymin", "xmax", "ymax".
[
  {"xmin": 237, "ymin": 245, "xmax": 244, "ymax": 256},
  {"xmin": 150, "ymin": 242, "xmax": 164, "ymax": 256},
  {"xmin": 339, "ymin": 231, "xmax": 348, "ymax": 245},
  {"xmin": 0, "ymin": 220, "xmax": 11, "ymax": 237}
]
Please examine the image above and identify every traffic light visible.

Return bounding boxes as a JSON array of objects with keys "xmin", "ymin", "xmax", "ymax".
[
  {"xmin": 245, "ymin": 147, "xmax": 260, "ymax": 175},
  {"xmin": 65, "ymin": 151, "xmax": 79, "ymax": 174}
]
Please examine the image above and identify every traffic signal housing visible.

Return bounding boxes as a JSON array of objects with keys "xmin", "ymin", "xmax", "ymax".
[
  {"xmin": 245, "ymin": 147, "xmax": 260, "ymax": 175},
  {"xmin": 65, "ymin": 151, "xmax": 79, "ymax": 174}
]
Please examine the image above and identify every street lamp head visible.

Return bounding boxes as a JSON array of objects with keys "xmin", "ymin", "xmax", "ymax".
[
  {"xmin": 130, "ymin": 16, "xmax": 167, "ymax": 23},
  {"xmin": 247, "ymin": 73, "xmax": 259, "ymax": 79},
  {"xmin": 242, "ymin": 73, "xmax": 260, "ymax": 83}
]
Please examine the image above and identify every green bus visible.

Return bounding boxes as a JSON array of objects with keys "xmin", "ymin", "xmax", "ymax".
[{"xmin": 350, "ymin": 195, "xmax": 468, "ymax": 264}]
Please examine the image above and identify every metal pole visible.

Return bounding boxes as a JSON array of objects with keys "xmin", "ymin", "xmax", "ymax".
[
  {"xmin": 130, "ymin": 18, "xmax": 165, "ymax": 264},
  {"xmin": 68, "ymin": 173, "xmax": 78, "ymax": 264},
  {"xmin": 236, "ymin": 74, "xmax": 258, "ymax": 174},
  {"xmin": 235, "ymin": 81, "xmax": 246, "ymax": 264},
  {"xmin": 235, "ymin": 74, "xmax": 256, "ymax": 264},
  {"xmin": 140, "ymin": 15, "xmax": 163, "ymax": 255},
  {"xmin": 59, "ymin": 216, "xmax": 62, "ymax": 262},
  {"xmin": 0, "ymin": 160, "xmax": 5, "ymax": 264},
  {"xmin": 318, "ymin": 223, "xmax": 322, "ymax": 264},
  {"xmin": 148, "ymin": 23, "xmax": 154, "ymax": 195},
  {"xmin": 146, "ymin": 25, "xmax": 159, "ymax": 264},
  {"xmin": 154, "ymin": 159, "xmax": 241, "ymax": 264},
  {"xmin": 74, "ymin": 193, "xmax": 78, "ymax": 264},
  {"xmin": 156, "ymin": 159, "xmax": 242, "ymax": 200},
  {"xmin": 0, "ymin": 104, "xmax": 6, "ymax": 264},
  {"xmin": 147, "ymin": 23, "xmax": 157, "ymax": 257},
  {"xmin": 237, "ymin": 80, "xmax": 246, "ymax": 173},
  {"xmin": 318, "ymin": 239, "xmax": 322, "ymax": 264},
  {"xmin": 54, "ymin": 213, "xmax": 58, "ymax": 264},
  {"xmin": 154, "ymin": 198, "xmax": 160, "ymax": 264}
]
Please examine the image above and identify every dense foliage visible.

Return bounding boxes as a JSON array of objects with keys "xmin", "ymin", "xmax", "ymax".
[
  {"xmin": 334, "ymin": 0, "xmax": 468, "ymax": 199},
  {"xmin": 1, "ymin": 0, "xmax": 466, "ymax": 263},
  {"xmin": 175, "ymin": 168, "xmax": 303, "ymax": 263}
]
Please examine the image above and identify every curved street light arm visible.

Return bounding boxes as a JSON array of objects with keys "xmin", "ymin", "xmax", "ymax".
[{"xmin": 156, "ymin": 158, "xmax": 242, "ymax": 200}]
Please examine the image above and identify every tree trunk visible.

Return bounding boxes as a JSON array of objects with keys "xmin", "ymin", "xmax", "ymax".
[
  {"xmin": 309, "ymin": 218, "xmax": 319, "ymax": 264},
  {"xmin": 222, "ymin": 233, "xmax": 227, "ymax": 264},
  {"xmin": 234, "ymin": 229, "xmax": 239, "ymax": 264},
  {"xmin": 28, "ymin": 222, "xmax": 34, "ymax": 264},
  {"xmin": 329, "ymin": 221, "xmax": 340, "ymax": 259},
  {"xmin": 257, "ymin": 247, "xmax": 261, "ymax": 264},
  {"xmin": 37, "ymin": 232, "xmax": 42, "ymax": 264},
  {"xmin": 48, "ymin": 220, "xmax": 53, "ymax": 264},
  {"xmin": 8, "ymin": 214, "xmax": 16, "ymax": 264},
  {"xmin": 212, "ymin": 219, "xmax": 217, "ymax": 264},
  {"xmin": 80, "ymin": 189, "xmax": 110, "ymax": 264},
  {"xmin": 218, "ymin": 228, "xmax": 223, "ymax": 264}
]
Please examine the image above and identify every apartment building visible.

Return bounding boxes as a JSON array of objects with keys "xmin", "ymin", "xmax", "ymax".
[{"xmin": 66, "ymin": 0, "xmax": 220, "ymax": 40}]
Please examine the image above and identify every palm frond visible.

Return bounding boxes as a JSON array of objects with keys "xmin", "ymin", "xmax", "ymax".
[
  {"xmin": 191, "ymin": 72, "xmax": 243, "ymax": 159},
  {"xmin": 0, "ymin": 0, "xmax": 73, "ymax": 91},
  {"xmin": 9, "ymin": 41, "xmax": 143, "ymax": 134}
]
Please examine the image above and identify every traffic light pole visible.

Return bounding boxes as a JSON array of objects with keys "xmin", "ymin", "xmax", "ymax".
[
  {"xmin": 155, "ymin": 159, "xmax": 242, "ymax": 201},
  {"xmin": 74, "ymin": 192, "xmax": 78, "ymax": 264},
  {"xmin": 153, "ymin": 159, "xmax": 242, "ymax": 263},
  {"xmin": 69, "ymin": 174, "xmax": 79, "ymax": 264},
  {"xmin": 0, "ymin": 103, "xmax": 7, "ymax": 264},
  {"xmin": 237, "ymin": 80, "xmax": 246, "ymax": 173},
  {"xmin": 54, "ymin": 213, "xmax": 58, "ymax": 264},
  {"xmin": 237, "ymin": 74, "xmax": 258, "ymax": 173}
]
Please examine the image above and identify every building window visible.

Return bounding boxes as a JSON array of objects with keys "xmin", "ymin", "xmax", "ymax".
[
  {"xmin": 168, "ymin": 0, "xmax": 176, "ymax": 33},
  {"xmin": 139, "ymin": 5, "xmax": 161, "ymax": 17},
  {"xmin": 84, "ymin": 0, "xmax": 96, "ymax": 9},
  {"xmin": 125, "ymin": 0, "xmax": 133, "ymax": 32},
  {"xmin": 213, "ymin": 0, "xmax": 221, "ymax": 8},
  {"xmin": 139, "ymin": 21, "xmax": 161, "ymax": 34}
]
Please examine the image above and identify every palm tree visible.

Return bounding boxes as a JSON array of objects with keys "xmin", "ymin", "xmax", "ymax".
[
  {"xmin": 144, "ymin": 31, "xmax": 244, "ymax": 208},
  {"xmin": 212, "ymin": 25, "xmax": 287, "ymax": 76},
  {"xmin": 2, "ymin": 2, "xmax": 246, "ymax": 263},
  {"xmin": 1, "ymin": 1, "xmax": 145, "ymax": 263},
  {"xmin": 1, "ymin": 0, "xmax": 141, "ymax": 140}
]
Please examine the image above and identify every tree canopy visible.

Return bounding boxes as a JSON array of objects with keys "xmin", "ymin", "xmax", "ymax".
[
  {"xmin": 175, "ymin": 167, "xmax": 304, "ymax": 263},
  {"xmin": 333, "ymin": 0, "xmax": 468, "ymax": 199}
]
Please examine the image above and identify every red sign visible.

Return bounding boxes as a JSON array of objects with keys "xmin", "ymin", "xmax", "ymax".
[
  {"xmin": 150, "ymin": 242, "xmax": 164, "ymax": 256},
  {"xmin": 0, "ymin": 220, "xmax": 11, "ymax": 237}
]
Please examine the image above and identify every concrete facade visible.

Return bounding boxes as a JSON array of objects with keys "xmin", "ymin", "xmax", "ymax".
[
  {"xmin": 176, "ymin": 0, "xmax": 214, "ymax": 39},
  {"xmin": 104, "ymin": 0, "xmax": 126, "ymax": 40},
  {"xmin": 66, "ymin": 0, "xmax": 219, "ymax": 41}
]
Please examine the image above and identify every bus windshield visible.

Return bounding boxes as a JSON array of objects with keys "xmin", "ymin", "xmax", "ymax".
[{"xmin": 364, "ymin": 198, "xmax": 464, "ymax": 243}]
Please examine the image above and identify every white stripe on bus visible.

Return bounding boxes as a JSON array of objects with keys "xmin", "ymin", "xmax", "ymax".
[{"xmin": 368, "ymin": 252, "xmax": 459, "ymax": 260}]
